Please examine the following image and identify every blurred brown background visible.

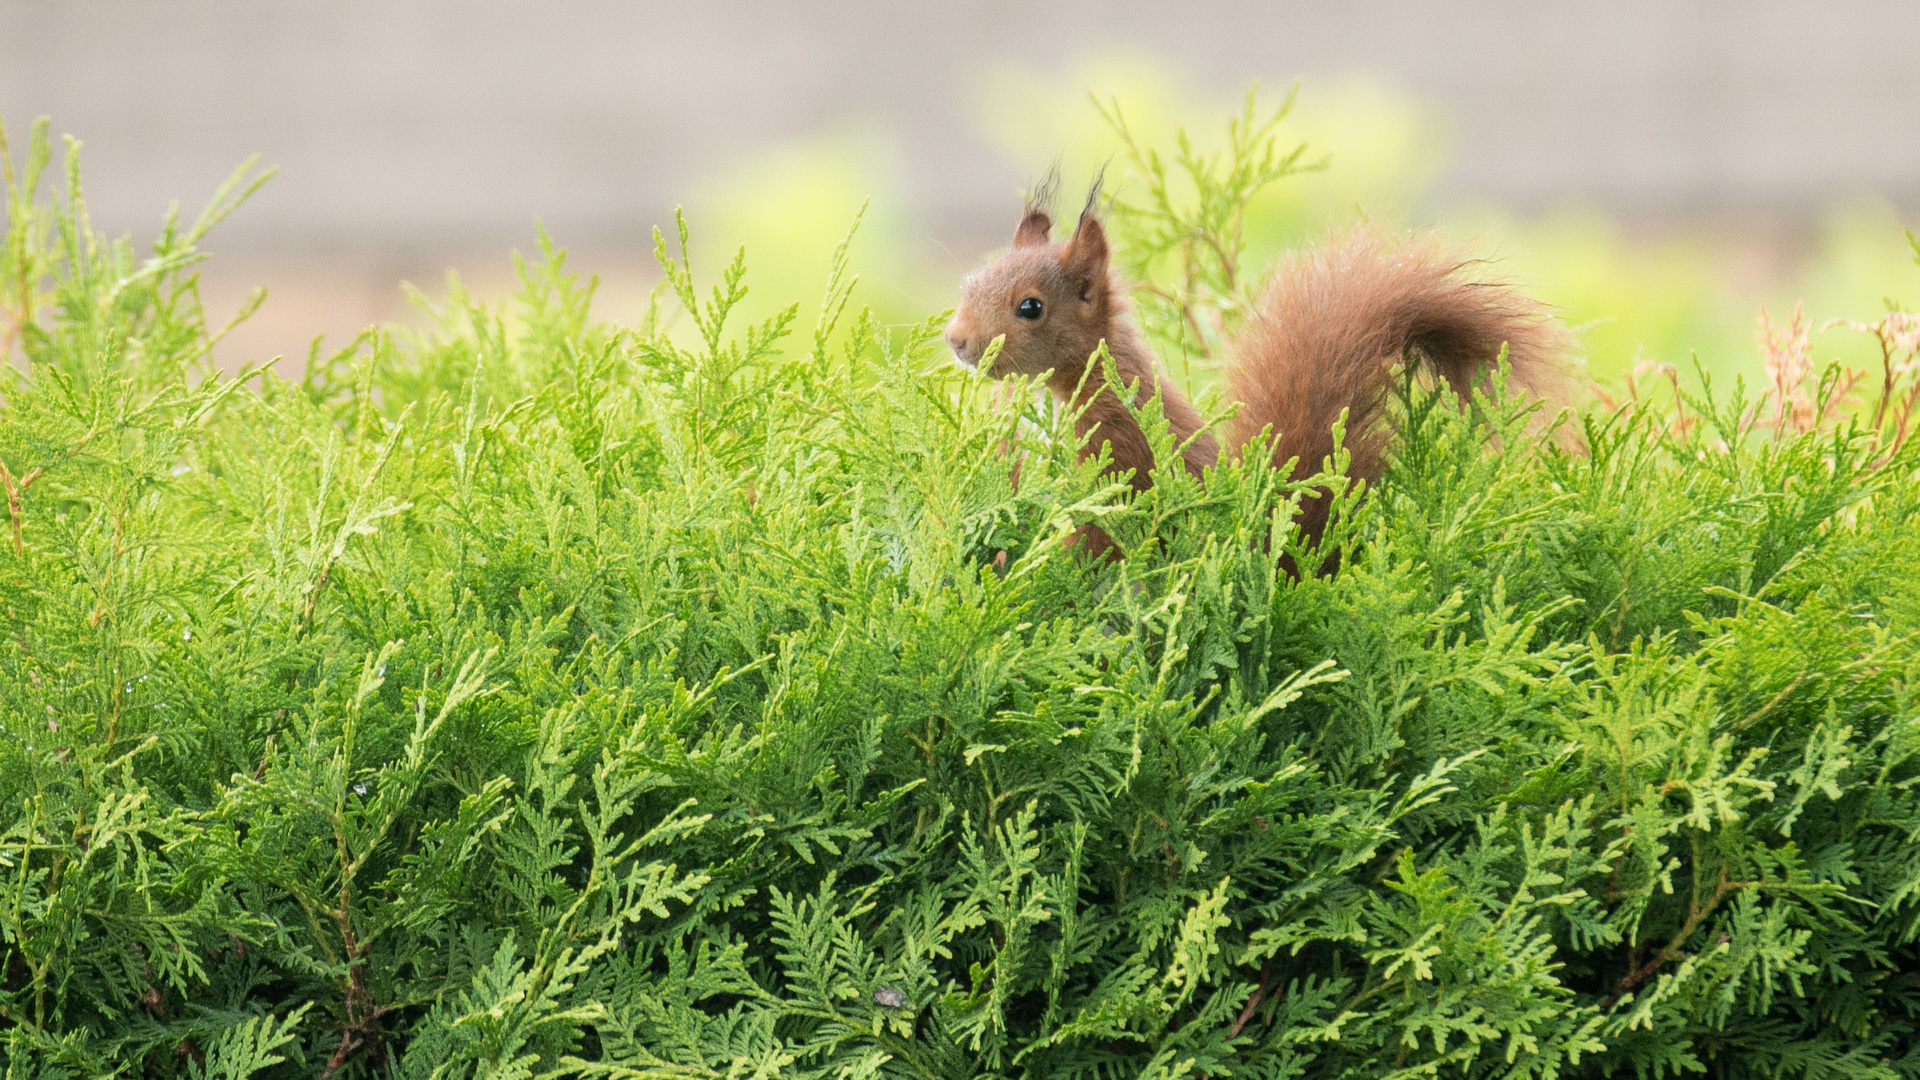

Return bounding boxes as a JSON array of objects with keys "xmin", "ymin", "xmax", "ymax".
[{"xmin": 4, "ymin": 0, "xmax": 1919, "ymax": 366}]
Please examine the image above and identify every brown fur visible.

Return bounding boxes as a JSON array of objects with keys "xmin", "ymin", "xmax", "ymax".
[
  {"xmin": 946, "ymin": 209, "xmax": 1569, "ymax": 557},
  {"xmin": 1225, "ymin": 230, "xmax": 1570, "ymax": 542},
  {"xmin": 947, "ymin": 208, "xmax": 1220, "ymax": 491}
]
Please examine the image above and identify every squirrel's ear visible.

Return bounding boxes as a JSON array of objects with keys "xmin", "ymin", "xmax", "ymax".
[
  {"xmin": 1062, "ymin": 213, "xmax": 1110, "ymax": 302},
  {"xmin": 1012, "ymin": 208, "xmax": 1052, "ymax": 248}
]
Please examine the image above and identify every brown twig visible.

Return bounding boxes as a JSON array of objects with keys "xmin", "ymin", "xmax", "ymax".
[
  {"xmin": 1607, "ymin": 867, "xmax": 1750, "ymax": 1006},
  {"xmin": 1732, "ymin": 674, "xmax": 1806, "ymax": 733},
  {"xmin": 320, "ymin": 879, "xmax": 390, "ymax": 1075},
  {"xmin": 0, "ymin": 458, "xmax": 45, "ymax": 556},
  {"xmin": 1229, "ymin": 959, "xmax": 1274, "ymax": 1039},
  {"xmin": 321, "ymin": 950, "xmax": 390, "ymax": 1077},
  {"xmin": 1, "ymin": 311, "xmax": 25, "ymax": 360}
]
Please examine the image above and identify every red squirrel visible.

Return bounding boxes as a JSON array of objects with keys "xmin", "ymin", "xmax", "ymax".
[{"xmin": 944, "ymin": 195, "xmax": 1569, "ymax": 557}]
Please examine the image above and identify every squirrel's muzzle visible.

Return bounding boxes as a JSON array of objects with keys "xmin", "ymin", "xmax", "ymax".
[{"xmin": 944, "ymin": 321, "xmax": 978, "ymax": 369}]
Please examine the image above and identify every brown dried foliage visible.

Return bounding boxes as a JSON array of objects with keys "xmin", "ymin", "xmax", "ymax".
[{"xmin": 1609, "ymin": 300, "xmax": 1919, "ymax": 469}]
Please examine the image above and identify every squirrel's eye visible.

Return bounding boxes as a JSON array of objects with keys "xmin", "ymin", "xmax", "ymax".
[{"xmin": 1016, "ymin": 297, "xmax": 1044, "ymax": 320}]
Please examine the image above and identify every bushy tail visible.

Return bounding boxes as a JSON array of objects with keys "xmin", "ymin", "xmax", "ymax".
[{"xmin": 1224, "ymin": 229, "xmax": 1571, "ymax": 543}]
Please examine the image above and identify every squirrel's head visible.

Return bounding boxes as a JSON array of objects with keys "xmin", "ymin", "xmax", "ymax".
[{"xmin": 946, "ymin": 205, "xmax": 1114, "ymax": 379}]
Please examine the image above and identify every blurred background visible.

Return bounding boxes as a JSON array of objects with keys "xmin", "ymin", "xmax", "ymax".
[{"xmin": 4, "ymin": 0, "xmax": 1919, "ymax": 386}]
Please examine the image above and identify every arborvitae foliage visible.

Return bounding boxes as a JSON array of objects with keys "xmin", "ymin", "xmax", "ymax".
[{"xmin": 3, "ymin": 101, "xmax": 1920, "ymax": 1080}]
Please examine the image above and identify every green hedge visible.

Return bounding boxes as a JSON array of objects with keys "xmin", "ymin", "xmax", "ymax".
[{"xmin": 2, "ymin": 108, "xmax": 1918, "ymax": 1080}]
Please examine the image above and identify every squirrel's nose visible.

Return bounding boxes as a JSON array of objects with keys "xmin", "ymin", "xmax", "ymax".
[{"xmin": 944, "ymin": 326, "xmax": 969, "ymax": 358}]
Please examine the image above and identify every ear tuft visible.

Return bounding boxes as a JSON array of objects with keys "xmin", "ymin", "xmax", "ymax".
[
  {"xmin": 1081, "ymin": 164, "xmax": 1107, "ymax": 220},
  {"xmin": 1012, "ymin": 208, "xmax": 1052, "ymax": 248}
]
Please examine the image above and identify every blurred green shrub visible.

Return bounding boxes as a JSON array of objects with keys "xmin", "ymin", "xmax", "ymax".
[{"xmin": 687, "ymin": 54, "xmax": 1917, "ymax": 394}]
